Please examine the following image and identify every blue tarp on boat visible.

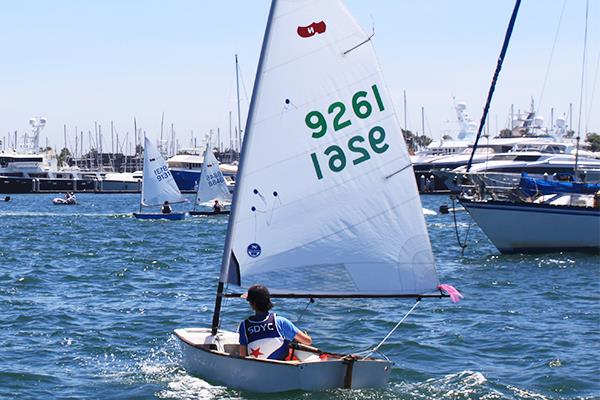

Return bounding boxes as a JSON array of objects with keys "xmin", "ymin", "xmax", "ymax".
[{"xmin": 519, "ymin": 173, "xmax": 600, "ymax": 197}]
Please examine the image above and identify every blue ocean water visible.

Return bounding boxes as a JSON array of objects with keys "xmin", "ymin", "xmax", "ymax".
[{"xmin": 0, "ymin": 193, "xmax": 598, "ymax": 399}]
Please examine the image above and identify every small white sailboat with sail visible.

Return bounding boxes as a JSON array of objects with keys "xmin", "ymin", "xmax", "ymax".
[
  {"xmin": 175, "ymin": 0, "xmax": 461, "ymax": 392},
  {"xmin": 133, "ymin": 136, "xmax": 187, "ymax": 220},
  {"xmin": 189, "ymin": 145, "xmax": 232, "ymax": 216}
]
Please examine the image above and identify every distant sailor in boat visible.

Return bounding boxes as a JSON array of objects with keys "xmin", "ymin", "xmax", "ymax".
[
  {"xmin": 161, "ymin": 201, "xmax": 172, "ymax": 214},
  {"xmin": 212, "ymin": 199, "xmax": 224, "ymax": 214},
  {"xmin": 238, "ymin": 284, "xmax": 311, "ymax": 360},
  {"xmin": 65, "ymin": 192, "xmax": 76, "ymax": 203}
]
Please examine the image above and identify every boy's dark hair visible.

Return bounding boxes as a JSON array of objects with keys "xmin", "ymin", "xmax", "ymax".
[{"xmin": 245, "ymin": 284, "xmax": 273, "ymax": 312}]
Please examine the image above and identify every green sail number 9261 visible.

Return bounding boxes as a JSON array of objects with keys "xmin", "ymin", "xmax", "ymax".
[{"xmin": 306, "ymin": 85, "xmax": 389, "ymax": 180}]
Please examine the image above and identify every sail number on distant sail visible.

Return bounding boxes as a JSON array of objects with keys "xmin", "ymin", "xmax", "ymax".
[
  {"xmin": 154, "ymin": 165, "xmax": 172, "ymax": 182},
  {"xmin": 306, "ymin": 84, "xmax": 389, "ymax": 180},
  {"xmin": 206, "ymin": 172, "xmax": 225, "ymax": 187}
]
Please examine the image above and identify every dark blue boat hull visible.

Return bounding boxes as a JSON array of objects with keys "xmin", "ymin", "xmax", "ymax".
[{"xmin": 133, "ymin": 212, "xmax": 187, "ymax": 220}]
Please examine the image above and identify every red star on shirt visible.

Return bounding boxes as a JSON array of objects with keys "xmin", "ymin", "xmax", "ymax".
[{"xmin": 250, "ymin": 347, "xmax": 263, "ymax": 358}]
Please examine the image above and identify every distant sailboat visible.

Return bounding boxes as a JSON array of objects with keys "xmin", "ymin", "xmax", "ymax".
[
  {"xmin": 133, "ymin": 136, "xmax": 186, "ymax": 220},
  {"xmin": 175, "ymin": 0, "xmax": 460, "ymax": 392},
  {"xmin": 189, "ymin": 145, "xmax": 232, "ymax": 216}
]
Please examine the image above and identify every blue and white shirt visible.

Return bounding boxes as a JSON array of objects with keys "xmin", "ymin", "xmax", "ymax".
[{"xmin": 238, "ymin": 313, "xmax": 299, "ymax": 360}]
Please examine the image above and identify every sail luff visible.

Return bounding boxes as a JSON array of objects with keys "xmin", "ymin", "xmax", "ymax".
[
  {"xmin": 216, "ymin": 0, "xmax": 278, "ymax": 285},
  {"xmin": 211, "ymin": 0, "xmax": 279, "ymax": 335}
]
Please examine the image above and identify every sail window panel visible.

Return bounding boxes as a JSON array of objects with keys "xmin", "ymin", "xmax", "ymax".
[
  {"xmin": 244, "ymin": 260, "xmax": 437, "ymax": 296},
  {"xmin": 245, "ymin": 263, "xmax": 359, "ymax": 294}
]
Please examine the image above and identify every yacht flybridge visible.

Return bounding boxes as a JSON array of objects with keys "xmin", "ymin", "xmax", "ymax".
[{"xmin": 411, "ymin": 98, "xmax": 597, "ymax": 192}]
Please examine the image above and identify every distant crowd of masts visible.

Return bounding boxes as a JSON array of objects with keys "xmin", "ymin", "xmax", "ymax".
[{"xmin": 2, "ymin": 115, "xmax": 243, "ymax": 172}]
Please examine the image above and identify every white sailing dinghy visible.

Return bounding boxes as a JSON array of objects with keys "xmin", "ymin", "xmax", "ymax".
[
  {"xmin": 133, "ymin": 136, "xmax": 187, "ymax": 220},
  {"xmin": 189, "ymin": 145, "xmax": 232, "ymax": 216},
  {"xmin": 175, "ymin": 0, "xmax": 460, "ymax": 392}
]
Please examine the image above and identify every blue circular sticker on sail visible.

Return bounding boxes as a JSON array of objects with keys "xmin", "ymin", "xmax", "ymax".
[{"xmin": 247, "ymin": 243, "xmax": 261, "ymax": 258}]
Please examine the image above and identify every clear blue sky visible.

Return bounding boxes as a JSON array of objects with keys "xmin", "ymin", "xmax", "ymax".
[{"xmin": 0, "ymin": 1, "xmax": 598, "ymax": 152}]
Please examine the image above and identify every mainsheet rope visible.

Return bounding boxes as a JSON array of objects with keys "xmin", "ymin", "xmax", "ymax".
[
  {"xmin": 295, "ymin": 298, "xmax": 314, "ymax": 324},
  {"xmin": 359, "ymin": 298, "xmax": 421, "ymax": 360}
]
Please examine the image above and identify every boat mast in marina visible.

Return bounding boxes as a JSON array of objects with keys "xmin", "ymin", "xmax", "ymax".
[
  {"xmin": 573, "ymin": 0, "xmax": 590, "ymax": 179},
  {"xmin": 466, "ymin": 0, "xmax": 521, "ymax": 172},
  {"xmin": 235, "ymin": 54, "xmax": 243, "ymax": 154}
]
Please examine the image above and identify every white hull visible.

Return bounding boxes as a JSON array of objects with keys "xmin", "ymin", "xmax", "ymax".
[
  {"xmin": 101, "ymin": 180, "xmax": 141, "ymax": 192},
  {"xmin": 53, "ymin": 198, "xmax": 77, "ymax": 205},
  {"xmin": 174, "ymin": 328, "xmax": 391, "ymax": 393},
  {"xmin": 461, "ymin": 199, "xmax": 600, "ymax": 253}
]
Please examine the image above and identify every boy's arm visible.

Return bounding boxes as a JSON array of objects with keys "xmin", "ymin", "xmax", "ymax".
[{"xmin": 293, "ymin": 330, "xmax": 312, "ymax": 345}]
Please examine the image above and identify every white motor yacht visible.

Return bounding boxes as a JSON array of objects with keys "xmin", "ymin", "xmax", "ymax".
[{"xmin": 167, "ymin": 147, "xmax": 237, "ymax": 192}]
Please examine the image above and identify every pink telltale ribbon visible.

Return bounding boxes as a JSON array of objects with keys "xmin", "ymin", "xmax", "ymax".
[{"xmin": 437, "ymin": 284, "xmax": 464, "ymax": 303}]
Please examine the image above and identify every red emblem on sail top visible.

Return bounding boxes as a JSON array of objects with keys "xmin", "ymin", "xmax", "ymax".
[{"xmin": 297, "ymin": 21, "xmax": 326, "ymax": 38}]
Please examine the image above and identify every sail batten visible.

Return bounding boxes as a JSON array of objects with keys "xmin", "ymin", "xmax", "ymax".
[{"xmin": 221, "ymin": 0, "xmax": 439, "ymax": 297}]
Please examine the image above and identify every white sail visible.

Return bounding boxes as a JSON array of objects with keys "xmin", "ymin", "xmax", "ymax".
[
  {"xmin": 195, "ymin": 146, "xmax": 232, "ymax": 206},
  {"xmin": 141, "ymin": 136, "xmax": 185, "ymax": 207},
  {"xmin": 223, "ymin": 0, "xmax": 438, "ymax": 296}
]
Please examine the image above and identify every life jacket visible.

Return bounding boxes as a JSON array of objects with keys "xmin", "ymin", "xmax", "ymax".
[{"xmin": 242, "ymin": 313, "xmax": 288, "ymax": 360}]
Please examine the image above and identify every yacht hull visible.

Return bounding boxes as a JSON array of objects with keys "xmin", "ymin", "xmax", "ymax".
[
  {"xmin": 0, "ymin": 177, "xmax": 35, "ymax": 193},
  {"xmin": 0, "ymin": 177, "xmax": 97, "ymax": 193},
  {"xmin": 171, "ymin": 169, "xmax": 201, "ymax": 192},
  {"xmin": 461, "ymin": 199, "xmax": 600, "ymax": 253},
  {"xmin": 189, "ymin": 210, "xmax": 230, "ymax": 216},
  {"xmin": 133, "ymin": 212, "xmax": 186, "ymax": 220},
  {"xmin": 100, "ymin": 180, "xmax": 141, "ymax": 192},
  {"xmin": 175, "ymin": 328, "xmax": 391, "ymax": 393}
]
